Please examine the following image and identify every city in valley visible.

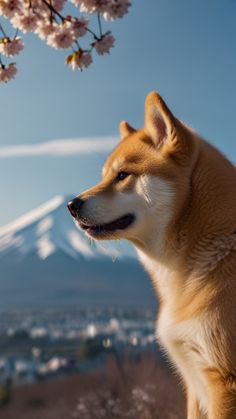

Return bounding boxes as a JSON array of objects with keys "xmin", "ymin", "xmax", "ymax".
[{"xmin": 0, "ymin": 307, "xmax": 158, "ymax": 387}]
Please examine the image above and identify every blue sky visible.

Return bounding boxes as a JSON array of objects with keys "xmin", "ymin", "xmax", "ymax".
[{"xmin": 0, "ymin": 0, "xmax": 236, "ymax": 226}]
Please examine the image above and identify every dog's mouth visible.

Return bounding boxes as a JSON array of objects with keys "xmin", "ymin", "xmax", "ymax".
[{"xmin": 79, "ymin": 213, "xmax": 135, "ymax": 237}]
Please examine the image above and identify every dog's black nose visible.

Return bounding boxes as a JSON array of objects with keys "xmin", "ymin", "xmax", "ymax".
[{"xmin": 67, "ymin": 197, "xmax": 84, "ymax": 218}]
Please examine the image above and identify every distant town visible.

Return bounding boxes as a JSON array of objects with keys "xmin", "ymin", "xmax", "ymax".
[{"xmin": 0, "ymin": 307, "xmax": 159, "ymax": 388}]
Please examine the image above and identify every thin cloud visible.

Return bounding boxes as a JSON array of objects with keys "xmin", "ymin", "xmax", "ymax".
[{"xmin": 0, "ymin": 137, "xmax": 118, "ymax": 158}]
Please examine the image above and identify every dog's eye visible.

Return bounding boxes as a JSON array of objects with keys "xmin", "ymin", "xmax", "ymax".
[{"xmin": 116, "ymin": 172, "xmax": 130, "ymax": 182}]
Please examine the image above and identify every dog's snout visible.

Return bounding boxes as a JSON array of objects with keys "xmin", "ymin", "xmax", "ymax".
[{"xmin": 67, "ymin": 197, "xmax": 84, "ymax": 218}]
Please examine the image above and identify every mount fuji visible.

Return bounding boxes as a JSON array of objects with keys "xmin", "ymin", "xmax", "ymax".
[
  {"xmin": 0, "ymin": 195, "xmax": 135, "ymax": 261},
  {"xmin": 0, "ymin": 196, "xmax": 156, "ymax": 309}
]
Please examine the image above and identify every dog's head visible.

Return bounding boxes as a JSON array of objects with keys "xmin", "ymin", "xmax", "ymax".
[{"xmin": 68, "ymin": 92, "xmax": 197, "ymax": 250}]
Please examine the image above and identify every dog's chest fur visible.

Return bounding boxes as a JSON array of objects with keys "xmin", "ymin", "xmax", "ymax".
[{"xmin": 138, "ymin": 251, "xmax": 210, "ymax": 412}]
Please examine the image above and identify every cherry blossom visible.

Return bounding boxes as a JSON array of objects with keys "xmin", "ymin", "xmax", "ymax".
[
  {"xmin": 11, "ymin": 9, "xmax": 40, "ymax": 33},
  {"xmin": 0, "ymin": 63, "xmax": 17, "ymax": 82},
  {"xmin": 104, "ymin": 0, "xmax": 130, "ymax": 20},
  {"xmin": 73, "ymin": 0, "xmax": 110, "ymax": 14},
  {"xmin": 35, "ymin": 21, "xmax": 58, "ymax": 40},
  {"xmin": 0, "ymin": 0, "xmax": 131, "ymax": 83},
  {"xmin": 93, "ymin": 32, "xmax": 114, "ymax": 55},
  {"xmin": 47, "ymin": 25, "xmax": 74, "ymax": 49},
  {"xmin": 51, "ymin": 0, "xmax": 66, "ymax": 11},
  {"xmin": 66, "ymin": 49, "xmax": 92, "ymax": 70},
  {"xmin": 66, "ymin": 16, "xmax": 88, "ymax": 38},
  {"xmin": 0, "ymin": 36, "xmax": 24, "ymax": 56},
  {"xmin": 0, "ymin": 0, "xmax": 22, "ymax": 19}
]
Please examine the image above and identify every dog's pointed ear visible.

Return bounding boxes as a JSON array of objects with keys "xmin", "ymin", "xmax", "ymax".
[
  {"xmin": 144, "ymin": 91, "xmax": 176, "ymax": 147},
  {"xmin": 119, "ymin": 121, "xmax": 136, "ymax": 140}
]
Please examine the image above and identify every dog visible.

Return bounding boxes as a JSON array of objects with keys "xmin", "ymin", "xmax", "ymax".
[{"xmin": 68, "ymin": 91, "xmax": 236, "ymax": 418}]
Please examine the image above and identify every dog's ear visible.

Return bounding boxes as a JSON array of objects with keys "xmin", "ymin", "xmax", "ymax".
[
  {"xmin": 119, "ymin": 121, "xmax": 136, "ymax": 140},
  {"xmin": 144, "ymin": 91, "xmax": 193, "ymax": 165},
  {"xmin": 144, "ymin": 91, "xmax": 175, "ymax": 147}
]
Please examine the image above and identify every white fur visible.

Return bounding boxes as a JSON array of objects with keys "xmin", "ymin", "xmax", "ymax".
[
  {"xmin": 82, "ymin": 190, "xmax": 141, "ymax": 225},
  {"xmin": 134, "ymin": 176, "xmax": 174, "ymax": 255},
  {"xmin": 163, "ymin": 324, "xmax": 209, "ymax": 413},
  {"xmin": 137, "ymin": 256, "xmax": 210, "ymax": 414},
  {"xmin": 157, "ymin": 296, "xmax": 209, "ymax": 413},
  {"xmin": 82, "ymin": 174, "xmax": 174, "ymax": 247},
  {"xmin": 136, "ymin": 175, "xmax": 173, "ymax": 208}
]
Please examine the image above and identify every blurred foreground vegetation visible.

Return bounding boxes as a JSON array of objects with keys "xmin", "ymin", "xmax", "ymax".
[{"xmin": 0, "ymin": 353, "xmax": 185, "ymax": 419}]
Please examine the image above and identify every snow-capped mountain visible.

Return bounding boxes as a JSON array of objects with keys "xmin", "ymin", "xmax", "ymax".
[
  {"xmin": 0, "ymin": 195, "xmax": 134, "ymax": 261},
  {"xmin": 0, "ymin": 197, "xmax": 155, "ymax": 309}
]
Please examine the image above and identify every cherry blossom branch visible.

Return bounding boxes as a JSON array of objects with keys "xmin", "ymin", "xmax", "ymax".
[
  {"xmin": 0, "ymin": 23, "xmax": 7, "ymax": 38},
  {"xmin": 14, "ymin": 29, "xmax": 19, "ymax": 39},
  {"xmin": 86, "ymin": 27, "xmax": 99, "ymax": 40},
  {"xmin": 41, "ymin": 0, "xmax": 64, "ymax": 22},
  {"xmin": 0, "ymin": 0, "xmax": 131, "ymax": 83},
  {"xmin": 97, "ymin": 13, "xmax": 102, "ymax": 38}
]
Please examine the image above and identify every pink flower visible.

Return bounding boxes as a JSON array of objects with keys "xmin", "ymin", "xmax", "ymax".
[
  {"xmin": 72, "ymin": 0, "xmax": 110, "ymax": 14},
  {"xmin": 77, "ymin": 51, "xmax": 92, "ymax": 69},
  {"xmin": 0, "ymin": 63, "xmax": 17, "ymax": 83},
  {"xmin": 66, "ymin": 16, "xmax": 88, "ymax": 38},
  {"xmin": 93, "ymin": 32, "xmax": 115, "ymax": 55},
  {"xmin": 36, "ymin": 21, "xmax": 58, "ymax": 40},
  {"xmin": 103, "ymin": 0, "xmax": 131, "ymax": 20},
  {"xmin": 0, "ymin": 0, "xmax": 22, "ymax": 19},
  {"xmin": 51, "ymin": 0, "xmax": 66, "ymax": 11},
  {"xmin": 0, "ymin": 36, "xmax": 24, "ymax": 57},
  {"xmin": 11, "ymin": 9, "xmax": 40, "ymax": 33},
  {"xmin": 66, "ymin": 50, "xmax": 92, "ymax": 70},
  {"xmin": 32, "ymin": 0, "xmax": 65, "ymax": 13},
  {"xmin": 47, "ymin": 25, "xmax": 74, "ymax": 49},
  {"xmin": 72, "ymin": 0, "xmax": 131, "ymax": 20},
  {"xmin": 0, "ymin": 0, "xmax": 131, "ymax": 81}
]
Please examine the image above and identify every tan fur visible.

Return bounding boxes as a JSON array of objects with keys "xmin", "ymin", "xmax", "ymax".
[{"xmin": 74, "ymin": 91, "xmax": 236, "ymax": 418}]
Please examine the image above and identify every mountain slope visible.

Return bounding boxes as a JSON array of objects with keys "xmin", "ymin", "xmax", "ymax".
[
  {"xmin": 0, "ymin": 197, "xmax": 155, "ymax": 309},
  {"xmin": 0, "ymin": 195, "xmax": 134, "ymax": 260}
]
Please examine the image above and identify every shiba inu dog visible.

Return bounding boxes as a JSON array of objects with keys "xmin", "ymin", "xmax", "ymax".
[{"xmin": 68, "ymin": 91, "xmax": 236, "ymax": 418}]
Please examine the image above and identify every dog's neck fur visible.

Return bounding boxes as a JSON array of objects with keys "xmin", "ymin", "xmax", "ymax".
[{"xmin": 135, "ymin": 136, "xmax": 236, "ymax": 302}]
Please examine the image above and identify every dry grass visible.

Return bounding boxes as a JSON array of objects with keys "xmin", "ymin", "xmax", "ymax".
[{"xmin": 0, "ymin": 353, "xmax": 186, "ymax": 419}]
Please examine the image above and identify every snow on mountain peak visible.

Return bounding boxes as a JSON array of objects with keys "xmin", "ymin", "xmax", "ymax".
[
  {"xmin": 0, "ymin": 195, "xmax": 64, "ymax": 237},
  {"xmin": 0, "ymin": 196, "xmax": 134, "ymax": 260}
]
